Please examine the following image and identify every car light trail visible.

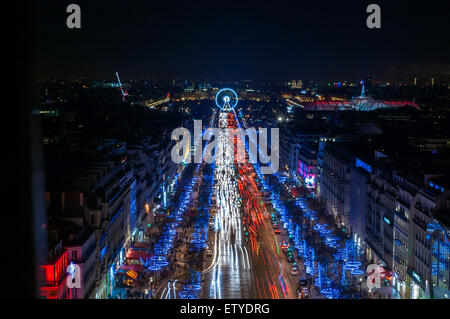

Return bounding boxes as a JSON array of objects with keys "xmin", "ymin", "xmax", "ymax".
[
  {"xmin": 173, "ymin": 279, "xmax": 178, "ymax": 299},
  {"xmin": 203, "ymin": 111, "xmax": 254, "ymax": 298}
]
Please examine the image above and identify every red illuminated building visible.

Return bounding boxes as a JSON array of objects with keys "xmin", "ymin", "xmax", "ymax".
[{"xmin": 37, "ymin": 247, "xmax": 72, "ymax": 299}]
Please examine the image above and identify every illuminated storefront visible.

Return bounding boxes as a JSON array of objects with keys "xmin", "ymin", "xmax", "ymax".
[
  {"xmin": 391, "ymin": 270, "xmax": 407, "ymax": 298},
  {"xmin": 297, "ymin": 160, "xmax": 317, "ymax": 195},
  {"xmin": 37, "ymin": 250, "xmax": 72, "ymax": 299},
  {"xmin": 305, "ymin": 173, "xmax": 316, "ymax": 189},
  {"xmin": 408, "ymin": 269, "xmax": 427, "ymax": 299}
]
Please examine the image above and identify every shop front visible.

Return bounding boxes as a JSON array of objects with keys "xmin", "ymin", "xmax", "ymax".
[
  {"xmin": 96, "ymin": 276, "xmax": 107, "ymax": 299},
  {"xmin": 392, "ymin": 272, "xmax": 407, "ymax": 298},
  {"xmin": 408, "ymin": 269, "xmax": 427, "ymax": 299}
]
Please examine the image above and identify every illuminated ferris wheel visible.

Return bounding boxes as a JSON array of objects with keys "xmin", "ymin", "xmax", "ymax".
[{"xmin": 215, "ymin": 88, "xmax": 238, "ymax": 112}]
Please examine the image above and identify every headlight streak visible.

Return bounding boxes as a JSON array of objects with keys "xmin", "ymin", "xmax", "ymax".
[
  {"xmin": 173, "ymin": 279, "xmax": 178, "ymax": 299},
  {"xmin": 160, "ymin": 287, "xmax": 167, "ymax": 300},
  {"xmin": 166, "ymin": 281, "xmax": 171, "ymax": 299},
  {"xmin": 204, "ymin": 111, "xmax": 255, "ymax": 298}
]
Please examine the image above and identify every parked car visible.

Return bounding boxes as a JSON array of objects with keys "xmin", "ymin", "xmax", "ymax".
[
  {"xmin": 298, "ymin": 278, "xmax": 308, "ymax": 287},
  {"xmin": 301, "ymin": 287, "xmax": 309, "ymax": 298}
]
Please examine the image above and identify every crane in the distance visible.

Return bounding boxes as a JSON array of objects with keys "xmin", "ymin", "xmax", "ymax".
[{"xmin": 115, "ymin": 72, "xmax": 129, "ymax": 101}]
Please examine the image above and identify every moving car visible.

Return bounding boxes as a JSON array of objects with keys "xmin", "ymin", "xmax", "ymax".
[
  {"xmin": 291, "ymin": 265, "xmax": 299, "ymax": 276},
  {"xmin": 298, "ymin": 278, "xmax": 308, "ymax": 287},
  {"xmin": 287, "ymin": 253, "xmax": 294, "ymax": 262},
  {"xmin": 274, "ymin": 228, "xmax": 281, "ymax": 234},
  {"xmin": 301, "ymin": 287, "xmax": 309, "ymax": 298},
  {"xmin": 206, "ymin": 249, "xmax": 213, "ymax": 257},
  {"xmin": 284, "ymin": 246, "xmax": 294, "ymax": 255}
]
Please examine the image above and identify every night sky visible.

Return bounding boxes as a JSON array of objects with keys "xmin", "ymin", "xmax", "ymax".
[{"xmin": 33, "ymin": 0, "xmax": 450, "ymax": 81}]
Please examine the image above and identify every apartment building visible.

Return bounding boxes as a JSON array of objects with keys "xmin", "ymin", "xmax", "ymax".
[{"xmin": 319, "ymin": 144, "xmax": 354, "ymax": 233}]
